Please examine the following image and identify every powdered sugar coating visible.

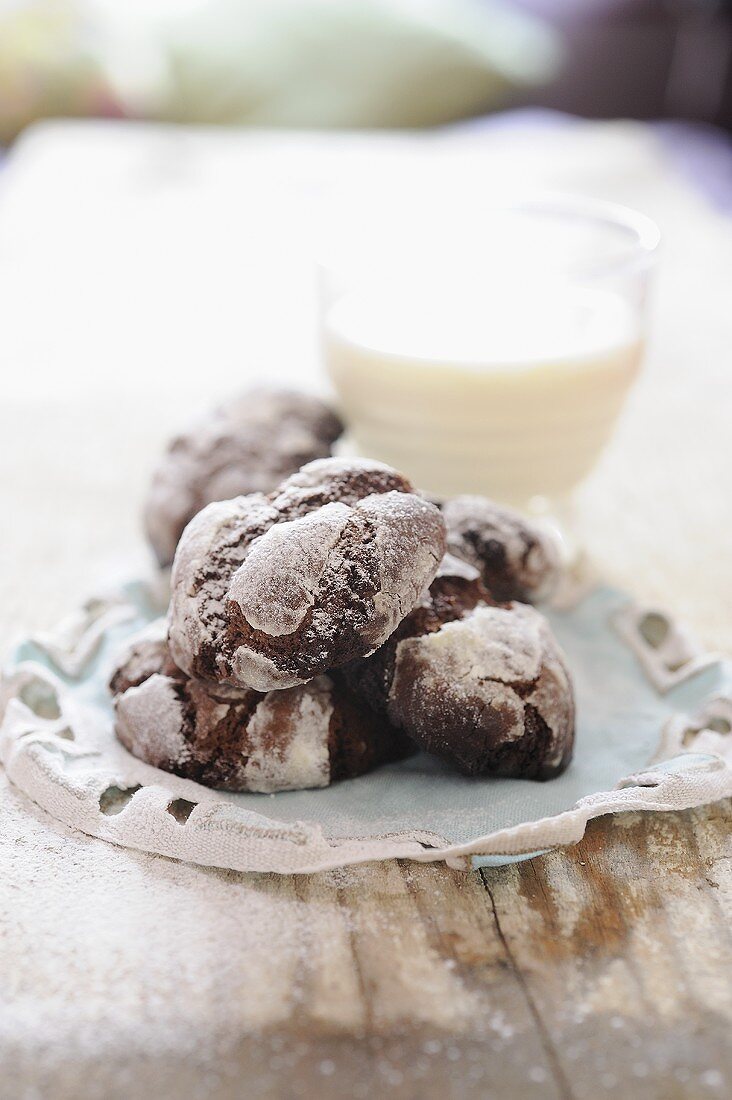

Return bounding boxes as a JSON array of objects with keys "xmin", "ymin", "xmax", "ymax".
[
  {"xmin": 402, "ymin": 604, "xmax": 545, "ymax": 685},
  {"xmin": 442, "ymin": 496, "xmax": 562, "ymax": 603},
  {"xmin": 242, "ymin": 678, "xmax": 333, "ymax": 793},
  {"xmin": 168, "ymin": 457, "xmax": 446, "ymax": 691},
  {"xmin": 228, "ymin": 502, "xmax": 352, "ymax": 638},
  {"xmin": 527, "ymin": 648, "xmax": 576, "ymax": 772},
  {"xmin": 270, "ymin": 456, "xmax": 408, "ymax": 510},
  {"xmin": 433, "ymin": 552, "xmax": 481, "ymax": 583},
  {"xmin": 109, "ymin": 631, "xmax": 410, "ymax": 792},
  {"xmin": 229, "ymin": 646, "xmax": 307, "ymax": 692},
  {"xmin": 114, "ymin": 664, "xmax": 330, "ymax": 792},
  {"xmin": 115, "ymin": 673, "xmax": 192, "ymax": 770},
  {"xmin": 168, "ymin": 494, "xmax": 277, "ymax": 680},
  {"xmin": 388, "ymin": 603, "xmax": 575, "ymax": 779},
  {"xmin": 358, "ymin": 492, "xmax": 447, "ymax": 647},
  {"xmin": 144, "ymin": 388, "xmax": 343, "ymax": 566},
  {"xmin": 108, "ymin": 617, "xmax": 171, "ymax": 690}
]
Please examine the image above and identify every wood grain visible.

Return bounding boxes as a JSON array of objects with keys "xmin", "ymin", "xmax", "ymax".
[
  {"xmin": 3, "ymin": 770, "xmax": 729, "ymax": 1099},
  {"xmin": 215, "ymin": 804, "xmax": 732, "ymax": 1100}
]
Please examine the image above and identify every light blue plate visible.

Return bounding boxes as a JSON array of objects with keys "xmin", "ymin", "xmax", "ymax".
[{"xmin": 4, "ymin": 579, "xmax": 731, "ymax": 870}]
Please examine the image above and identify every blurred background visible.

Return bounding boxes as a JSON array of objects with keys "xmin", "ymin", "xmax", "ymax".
[
  {"xmin": 1, "ymin": 0, "xmax": 731, "ymax": 655},
  {"xmin": 1, "ymin": 0, "xmax": 732, "ymax": 144}
]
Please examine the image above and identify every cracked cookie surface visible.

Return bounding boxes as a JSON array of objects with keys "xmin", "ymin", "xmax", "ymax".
[
  {"xmin": 442, "ymin": 495, "xmax": 561, "ymax": 604},
  {"xmin": 110, "ymin": 625, "xmax": 413, "ymax": 793},
  {"xmin": 168, "ymin": 457, "xmax": 447, "ymax": 691},
  {"xmin": 343, "ymin": 555, "xmax": 574, "ymax": 779},
  {"xmin": 144, "ymin": 387, "xmax": 343, "ymax": 567}
]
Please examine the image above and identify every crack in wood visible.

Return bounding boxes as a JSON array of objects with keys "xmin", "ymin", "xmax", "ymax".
[
  {"xmin": 336, "ymin": 882, "xmax": 373, "ymax": 1037},
  {"xmin": 480, "ymin": 867, "xmax": 576, "ymax": 1100}
]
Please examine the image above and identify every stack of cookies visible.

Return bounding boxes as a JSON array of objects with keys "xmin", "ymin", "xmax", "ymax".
[{"xmin": 109, "ymin": 389, "xmax": 575, "ymax": 793}]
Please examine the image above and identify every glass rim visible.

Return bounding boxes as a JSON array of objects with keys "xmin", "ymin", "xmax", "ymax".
[
  {"xmin": 315, "ymin": 190, "xmax": 661, "ymax": 282},
  {"xmin": 505, "ymin": 192, "xmax": 661, "ymax": 278}
]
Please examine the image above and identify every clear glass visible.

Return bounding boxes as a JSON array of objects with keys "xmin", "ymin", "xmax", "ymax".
[{"xmin": 318, "ymin": 194, "xmax": 660, "ymax": 515}]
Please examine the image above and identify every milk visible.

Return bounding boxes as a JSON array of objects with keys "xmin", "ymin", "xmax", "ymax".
[{"xmin": 323, "ymin": 282, "xmax": 643, "ymax": 504}]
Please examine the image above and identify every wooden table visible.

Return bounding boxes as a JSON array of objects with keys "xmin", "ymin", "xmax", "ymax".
[
  {"xmin": 1, "ymin": 120, "xmax": 731, "ymax": 1098},
  {"xmin": 1, "ymin": 765, "xmax": 729, "ymax": 1098}
]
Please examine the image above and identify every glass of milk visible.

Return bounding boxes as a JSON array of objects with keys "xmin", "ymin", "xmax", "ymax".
[{"xmin": 318, "ymin": 195, "xmax": 659, "ymax": 512}]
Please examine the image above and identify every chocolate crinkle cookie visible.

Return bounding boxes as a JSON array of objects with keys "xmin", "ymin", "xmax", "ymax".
[
  {"xmin": 144, "ymin": 387, "xmax": 343, "ymax": 567},
  {"xmin": 168, "ymin": 456, "xmax": 447, "ymax": 692},
  {"xmin": 109, "ymin": 625, "xmax": 413, "ymax": 793},
  {"xmin": 341, "ymin": 552, "xmax": 493, "ymax": 712},
  {"xmin": 343, "ymin": 554, "xmax": 575, "ymax": 780},
  {"xmin": 441, "ymin": 495, "xmax": 561, "ymax": 604}
]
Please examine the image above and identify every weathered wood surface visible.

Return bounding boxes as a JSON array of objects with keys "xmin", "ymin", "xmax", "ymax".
[{"xmin": 2, "ymin": 762, "xmax": 730, "ymax": 1098}]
